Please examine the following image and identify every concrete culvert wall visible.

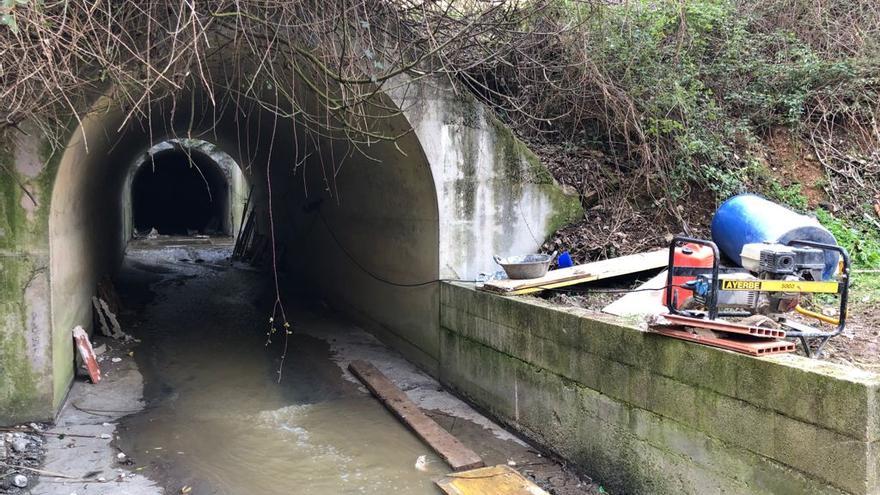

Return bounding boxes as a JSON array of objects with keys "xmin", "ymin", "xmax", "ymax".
[{"xmin": 278, "ymin": 112, "xmax": 442, "ymax": 372}]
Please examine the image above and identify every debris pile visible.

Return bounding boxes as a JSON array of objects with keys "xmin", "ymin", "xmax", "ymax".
[{"xmin": 1, "ymin": 425, "xmax": 47, "ymax": 493}]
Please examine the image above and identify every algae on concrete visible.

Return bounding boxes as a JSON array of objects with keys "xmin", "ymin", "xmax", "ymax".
[{"xmin": 439, "ymin": 282, "xmax": 880, "ymax": 495}]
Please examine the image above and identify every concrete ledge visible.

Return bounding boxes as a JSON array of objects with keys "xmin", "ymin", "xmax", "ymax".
[{"xmin": 439, "ymin": 282, "xmax": 880, "ymax": 495}]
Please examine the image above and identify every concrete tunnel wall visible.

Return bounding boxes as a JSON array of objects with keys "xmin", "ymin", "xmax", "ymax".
[
  {"xmin": 281, "ymin": 116, "xmax": 442, "ymax": 372},
  {"xmin": 0, "ymin": 76, "xmax": 582, "ymax": 425}
]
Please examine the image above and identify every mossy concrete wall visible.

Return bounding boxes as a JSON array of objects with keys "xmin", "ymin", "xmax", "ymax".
[
  {"xmin": 389, "ymin": 78, "xmax": 582, "ymax": 280},
  {"xmin": 440, "ymin": 282, "xmax": 880, "ymax": 495},
  {"xmin": 286, "ymin": 76, "xmax": 583, "ymax": 375},
  {"xmin": 0, "ymin": 128, "xmax": 60, "ymax": 424}
]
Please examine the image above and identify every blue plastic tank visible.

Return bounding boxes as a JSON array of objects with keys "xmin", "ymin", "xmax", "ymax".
[{"xmin": 710, "ymin": 194, "xmax": 839, "ymax": 279}]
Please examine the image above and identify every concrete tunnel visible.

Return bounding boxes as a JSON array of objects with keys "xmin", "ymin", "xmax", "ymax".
[
  {"xmin": 47, "ymin": 86, "xmax": 442, "ymax": 407},
  {"xmin": 0, "ymin": 76, "xmax": 582, "ymax": 424}
]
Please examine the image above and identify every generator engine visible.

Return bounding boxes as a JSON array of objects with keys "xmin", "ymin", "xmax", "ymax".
[{"xmin": 691, "ymin": 242, "xmax": 826, "ymax": 315}]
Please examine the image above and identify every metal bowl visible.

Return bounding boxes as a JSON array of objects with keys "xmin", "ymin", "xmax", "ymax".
[{"xmin": 493, "ymin": 251, "xmax": 557, "ymax": 279}]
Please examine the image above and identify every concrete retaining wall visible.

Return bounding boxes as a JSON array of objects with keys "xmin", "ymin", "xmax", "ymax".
[{"xmin": 440, "ymin": 282, "xmax": 880, "ymax": 495}]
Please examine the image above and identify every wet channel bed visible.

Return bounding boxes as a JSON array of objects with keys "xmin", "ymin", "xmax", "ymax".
[{"xmin": 107, "ymin": 238, "xmax": 597, "ymax": 494}]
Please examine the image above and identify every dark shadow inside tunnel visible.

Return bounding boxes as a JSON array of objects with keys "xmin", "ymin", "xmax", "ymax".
[{"xmin": 132, "ymin": 149, "xmax": 229, "ymax": 235}]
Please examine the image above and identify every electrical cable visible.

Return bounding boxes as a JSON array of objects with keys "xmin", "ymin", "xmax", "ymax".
[
  {"xmin": 317, "ymin": 210, "xmax": 476, "ymax": 287},
  {"xmin": 315, "ymin": 206, "xmax": 686, "ymax": 296},
  {"xmin": 543, "ymin": 284, "xmax": 688, "ymax": 295}
]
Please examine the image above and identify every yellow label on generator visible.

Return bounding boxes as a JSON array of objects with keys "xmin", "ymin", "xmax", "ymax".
[{"xmin": 719, "ymin": 279, "xmax": 840, "ymax": 293}]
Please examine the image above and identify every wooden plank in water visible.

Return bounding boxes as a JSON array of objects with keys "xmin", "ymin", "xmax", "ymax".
[
  {"xmin": 436, "ymin": 464, "xmax": 550, "ymax": 495},
  {"xmin": 481, "ymin": 249, "xmax": 668, "ymax": 295},
  {"xmin": 348, "ymin": 360, "xmax": 484, "ymax": 472}
]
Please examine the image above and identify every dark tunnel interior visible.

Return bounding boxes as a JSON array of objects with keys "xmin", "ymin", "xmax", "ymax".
[{"xmin": 132, "ymin": 149, "xmax": 229, "ymax": 235}]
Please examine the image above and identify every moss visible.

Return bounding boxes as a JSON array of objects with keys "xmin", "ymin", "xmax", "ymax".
[
  {"xmin": 450, "ymin": 91, "xmax": 481, "ymax": 129},
  {"xmin": 33, "ymin": 135, "xmax": 63, "ymax": 241},
  {"xmin": 544, "ymin": 184, "xmax": 583, "ymax": 235},
  {"xmin": 441, "ymin": 302, "xmax": 857, "ymax": 495},
  {"xmin": 453, "ymin": 124, "xmax": 478, "ymax": 218},
  {"xmin": 487, "ymin": 113, "xmax": 555, "ymax": 185},
  {"xmin": 0, "ymin": 130, "xmax": 63, "ymax": 252},
  {"xmin": 0, "ymin": 255, "xmax": 49, "ymax": 424},
  {"xmin": 0, "ymin": 128, "xmax": 65, "ymax": 424},
  {"xmin": 0, "ymin": 137, "xmax": 24, "ymax": 251}
]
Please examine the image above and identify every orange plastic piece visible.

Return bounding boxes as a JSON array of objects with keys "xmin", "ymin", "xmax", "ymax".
[
  {"xmin": 664, "ymin": 243, "xmax": 715, "ymax": 309},
  {"xmin": 662, "ymin": 314, "xmax": 787, "ymax": 339}
]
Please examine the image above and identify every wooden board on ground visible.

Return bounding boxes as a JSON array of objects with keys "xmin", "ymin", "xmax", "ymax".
[
  {"xmin": 603, "ymin": 270, "xmax": 668, "ymax": 317},
  {"xmin": 481, "ymin": 249, "xmax": 668, "ymax": 295},
  {"xmin": 348, "ymin": 360, "xmax": 484, "ymax": 472},
  {"xmin": 436, "ymin": 464, "xmax": 550, "ymax": 495}
]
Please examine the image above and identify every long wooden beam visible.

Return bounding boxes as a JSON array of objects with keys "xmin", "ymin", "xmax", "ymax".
[{"xmin": 348, "ymin": 360, "xmax": 484, "ymax": 472}]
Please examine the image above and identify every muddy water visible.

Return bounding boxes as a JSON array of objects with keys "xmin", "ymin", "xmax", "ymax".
[{"xmin": 115, "ymin": 240, "xmax": 448, "ymax": 494}]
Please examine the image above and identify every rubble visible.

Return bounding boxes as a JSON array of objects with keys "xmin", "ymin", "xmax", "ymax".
[
  {"xmin": 12, "ymin": 474, "xmax": 28, "ymax": 488},
  {"xmin": 0, "ymin": 426, "xmax": 47, "ymax": 494}
]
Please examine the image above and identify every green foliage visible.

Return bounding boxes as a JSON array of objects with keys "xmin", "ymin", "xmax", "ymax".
[
  {"xmin": 815, "ymin": 209, "xmax": 880, "ymax": 269},
  {"xmin": 851, "ymin": 273, "xmax": 880, "ymax": 304},
  {"xmin": 574, "ymin": 0, "xmax": 878, "ymax": 207},
  {"xmin": 765, "ymin": 182, "xmax": 809, "ymax": 211},
  {"xmin": 1, "ymin": 0, "xmax": 40, "ymax": 34}
]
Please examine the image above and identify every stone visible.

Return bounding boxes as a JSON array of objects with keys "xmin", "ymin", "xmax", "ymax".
[
  {"xmin": 10, "ymin": 437, "xmax": 29, "ymax": 453},
  {"xmin": 414, "ymin": 454, "xmax": 428, "ymax": 471},
  {"xmin": 12, "ymin": 474, "xmax": 28, "ymax": 488}
]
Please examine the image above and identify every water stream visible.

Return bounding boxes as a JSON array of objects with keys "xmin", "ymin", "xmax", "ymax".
[{"xmin": 115, "ymin": 239, "xmax": 447, "ymax": 494}]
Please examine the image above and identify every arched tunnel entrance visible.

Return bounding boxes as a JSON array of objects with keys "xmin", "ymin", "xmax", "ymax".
[
  {"xmin": 42, "ymin": 88, "xmax": 519, "ymax": 494},
  {"xmin": 131, "ymin": 149, "xmax": 229, "ymax": 236}
]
